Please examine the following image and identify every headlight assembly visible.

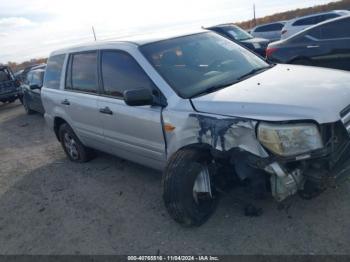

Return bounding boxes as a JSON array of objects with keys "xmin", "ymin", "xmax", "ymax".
[{"xmin": 257, "ymin": 122, "xmax": 323, "ymax": 157}]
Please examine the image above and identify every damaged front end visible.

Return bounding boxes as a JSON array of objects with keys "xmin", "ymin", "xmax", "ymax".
[{"xmin": 165, "ymin": 111, "xmax": 350, "ymax": 202}]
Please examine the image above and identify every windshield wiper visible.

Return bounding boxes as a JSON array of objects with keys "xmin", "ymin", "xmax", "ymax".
[
  {"xmin": 237, "ymin": 66, "xmax": 271, "ymax": 81},
  {"xmin": 190, "ymin": 66, "xmax": 273, "ymax": 99}
]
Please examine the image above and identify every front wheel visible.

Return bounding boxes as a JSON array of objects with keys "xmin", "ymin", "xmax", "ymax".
[{"xmin": 162, "ymin": 148, "xmax": 218, "ymax": 227}]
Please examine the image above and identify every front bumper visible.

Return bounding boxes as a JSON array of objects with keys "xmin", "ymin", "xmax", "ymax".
[{"xmin": 304, "ymin": 141, "xmax": 350, "ymax": 187}]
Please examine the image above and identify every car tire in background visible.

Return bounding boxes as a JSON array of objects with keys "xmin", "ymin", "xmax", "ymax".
[
  {"xmin": 58, "ymin": 123, "xmax": 94, "ymax": 163},
  {"xmin": 162, "ymin": 148, "xmax": 219, "ymax": 227}
]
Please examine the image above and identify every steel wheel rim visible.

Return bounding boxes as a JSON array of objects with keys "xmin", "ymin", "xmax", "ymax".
[
  {"xmin": 192, "ymin": 164, "xmax": 213, "ymax": 204},
  {"xmin": 63, "ymin": 133, "xmax": 79, "ymax": 160}
]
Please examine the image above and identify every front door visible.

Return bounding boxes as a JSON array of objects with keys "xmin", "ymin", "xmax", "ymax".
[
  {"xmin": 29, "ymin": 70, "xmax": 45, "ymax": 113},
  {"xmin": 97, "ymin": 50, "xmax": 166, "ymax": 168}
]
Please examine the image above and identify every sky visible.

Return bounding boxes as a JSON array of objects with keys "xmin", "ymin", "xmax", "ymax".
[{"xmin": 0, "ymin": 0, "xmax": 337, "ymax": 63}]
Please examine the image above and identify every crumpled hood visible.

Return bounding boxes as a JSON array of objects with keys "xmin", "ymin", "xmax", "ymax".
[{"xmin": 191, "ymin": 64, "xmax": 350, "ymax": 124}]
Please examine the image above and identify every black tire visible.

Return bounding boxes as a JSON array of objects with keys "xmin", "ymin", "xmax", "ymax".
[
  {"xmin": 23, "ymin": 97, "xmax": 34, "ymax": 114},
  {"xmin": 162, "ymin": 148, "xmax": 219, "ymax": 227},
  {"xmin": 58, "ymin": 123, "xmax": 93, "ymax": 163},
  {"xmin": 291, "ymin": 58, "xmax": 312, "ymax": 66}
]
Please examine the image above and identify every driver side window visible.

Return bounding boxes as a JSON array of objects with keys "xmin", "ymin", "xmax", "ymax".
[{"xmin": 101, "ymin": 51, "xmax": 156, "ymax": 98}]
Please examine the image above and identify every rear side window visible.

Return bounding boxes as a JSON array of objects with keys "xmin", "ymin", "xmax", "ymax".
[
  {"xmin": 44, "ymin": 54, "xmax": 65, "ymax": 89},
  {"xmin": 319, "ymin": 18, "xmax": 350, "ymax": 39},
  {"xmin": 255, "ymin": 23, "xmax": 284, "ymax": 32},
  {"xmin": 66, "ymin": 52, "xmax": 98, "ymax": 93},
  {"xmin": 101, "ymin": 51, "xmax": 156, "ymax": 98},
  {"xmin": 317, "ymin": 13, "xmax": 339, "ymax": 23},
  {"xmin": 293, "ymin": 16, "xmax": 317, "ymax": 26}
]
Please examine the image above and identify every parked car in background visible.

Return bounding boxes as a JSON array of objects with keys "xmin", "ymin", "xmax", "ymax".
[
  {"xmin": 267, "ymin": 16, "xmax": 350, "ymax": 71},
  {"xmin": 250, "ymin": 21, "xmax": 286, "ymax": 41},
  {"xmin": 21, "ymin": 66, "xmax": 46, "ymax": 114},
  {"xmin": 16, "ymin": 63, "xmax": 46, "ymax": 83},
  {"xmin": 281, "ymin": 10, "xmax": 350, "ymax": 39},
  {"xmin": 0, "ymin": 66, "xmax": 21, "ymax": 104},
  {"xmin": 42, "ymin": 30, "xmax": 350, "ymax": 227},
  {"xmin": 206, "ymin": 24, "xmax": 270, "ymax": 56}
]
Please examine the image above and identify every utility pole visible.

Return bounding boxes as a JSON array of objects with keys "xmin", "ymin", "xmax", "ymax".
[
  {"xmin": 253, "ymin": 3, "xmax": 257, "ymax": 27},
  {"xmin": 92, "ymin": 26, "xmax": 97, "ymax": 41}
]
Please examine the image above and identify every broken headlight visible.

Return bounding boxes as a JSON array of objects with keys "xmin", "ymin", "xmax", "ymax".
[{"xmin": 257, "ymin": 122, "xmax": 323, "ymax": 157}]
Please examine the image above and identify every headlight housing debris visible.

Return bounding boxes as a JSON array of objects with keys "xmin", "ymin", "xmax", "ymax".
[{"xmin": 257, "ymin": 122, "xmax": 323, "ymax": 157}]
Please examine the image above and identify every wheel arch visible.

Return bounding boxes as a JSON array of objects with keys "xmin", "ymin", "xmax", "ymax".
[{"xmin": 54, "ymin": 117, "xmax": 68, "ymax": 141}]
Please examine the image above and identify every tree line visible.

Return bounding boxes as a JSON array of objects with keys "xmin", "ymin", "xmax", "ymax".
[{"xmin": 237, "ymin": 0, "xmax": 350, "ymax": 29}]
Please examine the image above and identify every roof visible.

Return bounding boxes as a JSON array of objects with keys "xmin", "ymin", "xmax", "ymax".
[
  {"xmin": 51, "ymin": 29, "xmax": 207, "ymax": 56},
  {"xmin": 287, "ymin": 9, "xmax": 350, "ymax": 24},
  {"xmin": 286, "ymin": 14, "xmax": 350, "ymax": 40},
  {"xmin": 205, "ymin": 23, "xmax": 239, "ymax": 29}
]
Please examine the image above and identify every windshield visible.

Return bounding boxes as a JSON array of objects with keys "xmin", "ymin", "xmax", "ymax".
[
  {"xmin": 222, "ymin": 25, "xmax": 253, "ymax": 41},
  {"xmin": 140, "ymin": 32, "xmax": 269, "ymax": 98}
]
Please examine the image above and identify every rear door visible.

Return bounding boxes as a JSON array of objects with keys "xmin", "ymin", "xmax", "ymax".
[
  {"xmin": 97, "ymin": 50, "xmax": 166, "ymax": 167},
  {"xmin": 63, "ymin": 51, "xmax": 105, "ymax": 149}
]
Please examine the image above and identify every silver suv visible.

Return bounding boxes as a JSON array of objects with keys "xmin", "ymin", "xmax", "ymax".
[{"xmin": 42, "ymin": 31, "xmax": 350, "ymax": 226}]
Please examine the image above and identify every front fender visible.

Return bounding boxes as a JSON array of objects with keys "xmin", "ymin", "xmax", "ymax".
[{"xmin": 163, "ymin": 110, "xmax": 268, "ymax": 159}]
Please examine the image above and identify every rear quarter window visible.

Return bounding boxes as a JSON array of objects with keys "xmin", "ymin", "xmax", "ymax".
[
  {"xmin": 293, "ymin": 16, "xmax": 317, "ymax": 26},
  {"xmin": 44, "ymin": 54, "xmax": 66, "ymax": 89}
]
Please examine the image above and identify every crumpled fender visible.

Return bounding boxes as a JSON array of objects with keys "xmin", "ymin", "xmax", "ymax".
[{"xmin": 163, "ymin": 110, "xmax": 269, "ymax": 159}]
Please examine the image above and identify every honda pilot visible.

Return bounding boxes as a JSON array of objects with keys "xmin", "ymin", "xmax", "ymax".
[{"xmin": 42, "ymin": 31, "xmax": 350, "ymax": 226}]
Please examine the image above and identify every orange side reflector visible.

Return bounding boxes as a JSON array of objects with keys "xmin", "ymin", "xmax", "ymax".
[{"xmin": 164, "ymin": 123, "xmax": 176, "ymax": 132}]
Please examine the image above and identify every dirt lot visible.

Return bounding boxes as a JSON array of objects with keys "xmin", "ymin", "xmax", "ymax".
[{"xmin": 0, "ymin": 101, "xmax": 350, "ymax": 255}]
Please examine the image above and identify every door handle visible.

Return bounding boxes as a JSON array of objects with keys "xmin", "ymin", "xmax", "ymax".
[
  {"xmin": 61, "ymin": 99, "xmax": 70, "ymax": 105},
  {"xmin": 99, "ymin": 107, "xmax": 113, "ymax": 115},
  {"xmin": 307, "ymin": 45, "xmax": 319, "ymax": 48}
]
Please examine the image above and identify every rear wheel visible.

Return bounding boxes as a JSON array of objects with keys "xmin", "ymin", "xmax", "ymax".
[
  {"xmin": 58, "ymin": 123, "xmax": 94, "ymax": 162},
  {"xmin": 162, "ymin": 148, "xmax": 218, "ymax": 227}
]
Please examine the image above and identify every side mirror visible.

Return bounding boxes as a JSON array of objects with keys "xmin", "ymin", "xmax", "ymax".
[
  {"xmin": 123, "ymin": 88, "xmax": 154, "ymax": 106},
  {"xmin": 29, "ymin": 84, "xmax": 42, "ymax": 90}
]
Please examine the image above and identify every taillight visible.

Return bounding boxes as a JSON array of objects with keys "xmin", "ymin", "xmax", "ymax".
[
  {"xmin": 266, "ymin": 47, "xmax": 278, "ymax": 58},
  {"xmin": 281, "ymin": 30, "xmax": 287, "ymax": 35}
]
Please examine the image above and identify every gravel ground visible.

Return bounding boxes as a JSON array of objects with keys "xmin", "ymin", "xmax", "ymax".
[{"xmin": 0, "ymin": 101, "xmax": 350, "ymax": 255}]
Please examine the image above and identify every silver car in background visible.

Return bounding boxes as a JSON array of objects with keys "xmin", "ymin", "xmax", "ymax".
[
  {"xmin": 250, "ymin": 21, "xmax": 286, "ymax": 41},
  {"xmin": 42, "ymin": 30, "xmax": 350, "ymax": 226}
]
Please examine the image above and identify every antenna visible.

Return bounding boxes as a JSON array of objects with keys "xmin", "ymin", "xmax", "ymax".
[{"xmin": 92, "ymin": 26, "xmax": 97, "ymax": 41}]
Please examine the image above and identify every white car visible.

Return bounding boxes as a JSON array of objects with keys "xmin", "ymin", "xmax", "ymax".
[
  {"xmin": 281, "ymin": 10, "xmax": 350, "ymax": 39},
  {"xmin": 250, "ymin": 21, "xmax": 286, "ymax": 41}
]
